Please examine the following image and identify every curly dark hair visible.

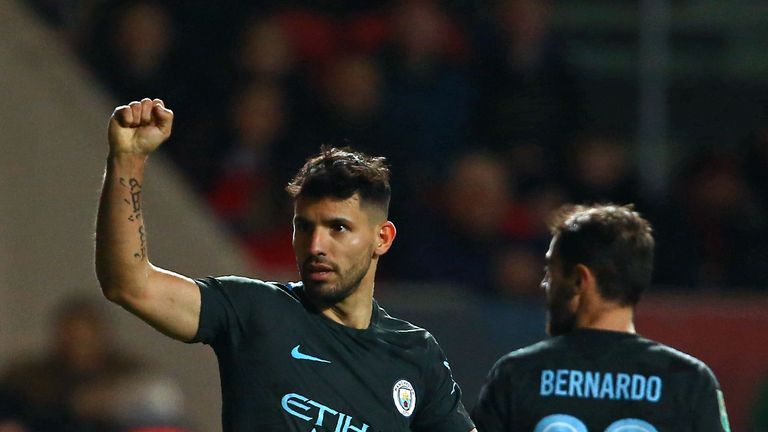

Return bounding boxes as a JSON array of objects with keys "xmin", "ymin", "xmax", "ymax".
[
  {"xmin": 286, "ymin": 146, "xmax": 391, "ymax": 215},
  {"xmin": 549, "ymin": 204, "xmax": 655, "ymax": 306}
]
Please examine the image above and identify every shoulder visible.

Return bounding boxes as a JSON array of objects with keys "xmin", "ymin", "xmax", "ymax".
[
  {"xmin": 485, "ymin": 337, "xmax": 563, "ymax": 381},
  {"xmin": 194, "ymin": 276, "xmax": 308, "ymax": 320},
  {"xmin": 196, "ymin": 275, "xmax": 302, "ymax": 300},
  {"xmin": 497, "ymin": 337, "xmax": 560, "ymax": 365},
  {"xmin": 192, "ymin": 277, "xmax": 308, "ymax": 345},
  {"xmin": 640, "ymin": 336, "xmax": 719, "ymax": 383},
  {"xmin": 377, "ymin": 306, "xmax": 424, "ymax": 332},
  {"xmin": 197, "ymin": 275, "xmax": 281, "ymax": 289},
  {"xmin": 376, "ymin": 306, "xmax": 441, "ymax": 353}
]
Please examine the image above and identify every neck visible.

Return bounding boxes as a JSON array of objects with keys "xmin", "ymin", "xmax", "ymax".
[
  {"xmin": 317, "ymin": 269, "xmax": 376, "ymax": 330},
  {"xmin": 576, "ymin": 305, "xmax": 635, "ymax": 333}
]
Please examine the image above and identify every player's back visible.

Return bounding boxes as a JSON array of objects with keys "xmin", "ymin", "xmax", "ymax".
[{"xmin": 472, "ymin": 328, "xmax": 729, "ymax": 432}]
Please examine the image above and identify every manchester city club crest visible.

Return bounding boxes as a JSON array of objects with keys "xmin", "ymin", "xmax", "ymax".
[{"xmin": 392, "ymin": 379, "xmax": 416, "ymax": 417}]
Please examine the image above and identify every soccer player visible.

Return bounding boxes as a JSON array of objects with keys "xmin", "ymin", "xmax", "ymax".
[
  {"xmin": 95, "ymin": 98, "xmax": 477, "ymax": 432},
  {"xmin": 472, "ymin": 204, "xmax": 730, "ymax": 432}
]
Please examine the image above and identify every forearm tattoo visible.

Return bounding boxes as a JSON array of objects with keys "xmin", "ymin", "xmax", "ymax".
[{"xmin": 120, "ymin": 177, "xmax": 146, "ymax": 259}]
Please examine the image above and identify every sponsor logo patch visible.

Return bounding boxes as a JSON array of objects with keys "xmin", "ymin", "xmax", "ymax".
[
  {"xmin": 392, "ymin": 379, "xmax": 416, "ymax": 417},
  {"xmin": 290, "ymin": 345, "xmax": 331, "ymax": 364}
]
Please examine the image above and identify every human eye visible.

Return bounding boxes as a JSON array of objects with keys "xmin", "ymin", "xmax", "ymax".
[
  {"xmin": 294, "ymin": 219, "xmax": 311, "ymax": 233},
  {"xmin": 328, "ymin": 218, "xmax": 352, "ymax": 233}
]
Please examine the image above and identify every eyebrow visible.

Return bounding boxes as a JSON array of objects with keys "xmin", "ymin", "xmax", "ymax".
[
  {"xmin": 327, "ymin": 217, "xmax": 354, "ymax": 227},
  {"xmin": 292, "ymin": 216, "xmax": 355, "ymax": 226}
]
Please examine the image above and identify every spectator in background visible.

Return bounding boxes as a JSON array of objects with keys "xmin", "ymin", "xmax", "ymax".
[
  {"xmin": 494, "ymin": 182, "xmax": 568, "ymax": 298},
  {"xmin": 234, "ymin": 15, "xmax": 296, "ymax": 83},
  {"xmin": 654, "ymin": 151, "xmax": 768, "ymax": 289},
  {"xmin": 230, "ymin": 14, "xmax": 313, "ymax": 123},
  {"xmin": 295, "ymin": 54, "xmax": 387, "ymax": 160},
  {"xmin": 393, "ymin": 151, "xmax": 540, "ymax": 297},
  {"xmin": 207, "ymin": 81, "xmax": 296, "ymax": 277},
  {"xmin": 472, "ymin": 0, "xmax": 581, "ymax": 169},
  {"xmin": 85, "ymin": 0, "xmax": 221, "ymax": 191},
  {"xmin": 0, "ymin": 296, "xmax": 142, "ymax": 431},
  {"xmin": 501, "ymin": 143, "xmax": 558, "ymax": 197},
  {"xmin": 565, "ymin": 133, "xmax": 644, "ymax": 207},
  {"xmin": 78, "ymin": 371, "xmax": 188, "ymax": 431},
  {"xmin": 378, "ymin": 0, "xmax": 473, "ymax": 209},
  {"xmin": 86, "ymin": 0, "xmax": 179, "ymax": 103},
  {"xmin": 492, "ymin": 246, "xmax": 544, "ymax": 298},
  {"xmin": 275, "ymin": 7, "xmax": 340, "ymax": 72}
]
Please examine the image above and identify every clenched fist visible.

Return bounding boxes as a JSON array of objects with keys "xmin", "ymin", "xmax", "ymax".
[{"xmin": 108, "ymin": 98, "xmax": 174, "ymax": 156}]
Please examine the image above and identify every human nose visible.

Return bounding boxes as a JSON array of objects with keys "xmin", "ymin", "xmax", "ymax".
[
  {"xmin": 308, "ymin": 228, "xmax": 328, "ymax": 256},
  {"xmin": 540, "ymin": 274, "xmax": 550, "ymax": 292}
]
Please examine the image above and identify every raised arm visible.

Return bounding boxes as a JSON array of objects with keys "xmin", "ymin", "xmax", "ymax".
[{"xmin": 96, "ymin": 98, "xmax": 200, "ymax": 342}]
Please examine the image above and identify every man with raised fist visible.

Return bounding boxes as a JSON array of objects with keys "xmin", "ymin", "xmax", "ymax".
[{"xmin": 95, "ymin": 98, "xmax": 477, "ymax": 432}]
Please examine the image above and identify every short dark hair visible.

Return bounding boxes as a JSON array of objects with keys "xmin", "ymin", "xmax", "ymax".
[
  {"xmin": 286, "ymin": 146, "xmax": 391, "ymax": 215},
  {"xmin": 549, "ymin": 204, "xmax": 654, "ymax": 306}
]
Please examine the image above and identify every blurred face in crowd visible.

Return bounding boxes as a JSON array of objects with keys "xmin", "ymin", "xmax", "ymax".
[
  {"xmin": 495, "ymin": 247, "xmax": 542, "ymax": 297},
  {"xmin": 239, "ymin": 18, "xmax": 294, "ymax": 78},
  {"xmin": 113, "ymin": 1, "xmax": 173, "ymax": 75},
  {"xmin": 527, "ymin": 185, "xmax": 567, "ymax": 235},
  {"xmin": 54, "ymin": 310, "xmax": 110, "ymax": 373},
  {"xmin": 232, "ymin": 83, "xmax": 285, "ymax": 148},
  {"xmin": 292, "ymin": 195, "xmax": 386, "ymax": 305},
  {"xmin": 542, "ymin": 236, "xmax": 578, "ymax": 336},
  {"xmin": 324, "ymin": 56, "xmax": 381, "ymax": 118},
  {"xmin": 689, "ymin": 159, "xmax": 746, "ymax": 216},
  {"xmin": 444, "ymin": 153, "xmax": 509, "ymax": 237},
  {"xmin": 574, "ymin": 136, "xmax": 629, "ymax": 191},
  {"xmin": 394, "ymin": 0, "xmax": 448, "ymax": 59}
]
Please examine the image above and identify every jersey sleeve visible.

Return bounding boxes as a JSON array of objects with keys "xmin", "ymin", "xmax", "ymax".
[
  {"xmin": 190, "ymin": 276, "xmax": 283, "ymax": 347},
  {"xmin": 471, "ymin": 357, "xmax": 512, "ymax": 432},
  {"xmin": 412, "ymin": 336, "xmax": 475, "ymax": 432},
  {"xmin": 691, "ymin": 364, "xmax": 731, "ymax": 432}
]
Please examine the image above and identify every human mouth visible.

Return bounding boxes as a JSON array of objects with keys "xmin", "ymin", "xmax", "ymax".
[{"xmin": 304, "ymin": 262, "xmax": 335, "ymax": 281}]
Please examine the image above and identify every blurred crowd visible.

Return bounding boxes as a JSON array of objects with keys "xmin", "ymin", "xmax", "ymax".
[
  {"xmin": 28, "ymin": 0, "xmax": 768, "ymax": 297},
  {"xmin": 0, "ymin": 296, "xmax": 190, "ymax": 432}
]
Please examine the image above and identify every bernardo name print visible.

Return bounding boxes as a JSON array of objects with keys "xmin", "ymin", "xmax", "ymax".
[{"xmin": 540, "ymin": 369, "xmax": 662, "ymax": 402}]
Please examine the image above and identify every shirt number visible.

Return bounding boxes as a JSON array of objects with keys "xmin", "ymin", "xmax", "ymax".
[{"xmin": 534, "ymin": 414, "xmax": 657, "ymax": 432}]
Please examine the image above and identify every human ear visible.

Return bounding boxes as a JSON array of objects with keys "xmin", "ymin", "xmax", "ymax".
[
  {"xmin": 374, "ymin": 221, "xmax": 396, "ymax": 256},
  {"xmin": 573, "ymin": 264, "xmax": 595, "ymax": 294}
]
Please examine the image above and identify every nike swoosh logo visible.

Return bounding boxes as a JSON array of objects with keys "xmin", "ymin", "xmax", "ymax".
[{"xmin": 291, "ymin": 345, "xmax": 331, "ymax": 363}]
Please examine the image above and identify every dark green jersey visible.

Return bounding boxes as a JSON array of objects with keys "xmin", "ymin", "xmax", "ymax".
[
  {"xmin": 192, "ymin": 276, "xmax": 474, "ymax": 432},
  {"xmin": 472, "ymin": 329, "xmax": 730, "ymax": 432}
]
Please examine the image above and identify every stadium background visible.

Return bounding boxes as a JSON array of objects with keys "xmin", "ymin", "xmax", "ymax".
[{"xmin": 1, "ymin": 0, "xmax": 767, "ymax": 430}]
